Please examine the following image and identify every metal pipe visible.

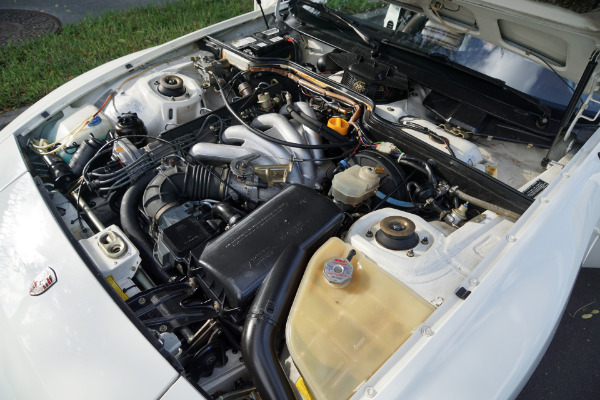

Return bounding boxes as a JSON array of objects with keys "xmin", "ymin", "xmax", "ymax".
[
  {"xmin": 71, "ymin": 190, "xmax": 105, "ymax": 232},
  {"xmin": 252, "ymin": 113, "xmax": 315, "ymax": 180},
  {"xmin": 453, "ymin": 189, "xmax": 520, "ymax": 220}
]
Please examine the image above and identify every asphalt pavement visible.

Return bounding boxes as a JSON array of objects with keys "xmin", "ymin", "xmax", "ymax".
[
  {"xmin": 517, "ymin": 267, "xmax": 600, "ymax": 400},
  {"xmin": 0, "ymin": 0, "xmax": 180, "ymax": 25}
]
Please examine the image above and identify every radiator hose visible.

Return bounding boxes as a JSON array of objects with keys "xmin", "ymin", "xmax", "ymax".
[
  {"xmin": 120, "ymin": 171, "xmax": 171, "ymax": 284},
  {"xmin": 241, "ymin": 247, "xmax": 308, "ymax": 400}
]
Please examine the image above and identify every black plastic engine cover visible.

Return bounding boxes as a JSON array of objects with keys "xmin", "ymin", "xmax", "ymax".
[{"xmin": 189, "ymin": 185, "xmax": 343, "ymax": 309}]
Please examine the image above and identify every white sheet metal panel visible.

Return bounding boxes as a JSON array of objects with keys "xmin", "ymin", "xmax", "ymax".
[
  {"xmin": 350, "ymin": 128, "xmax": 600, "ymax": 400},
  {"xmin": 0, "ymin": 173, "xmax": 179, "ymax": 400},
  {"xmin": 160, "ymin": 377, "xmax": 207, "ymax": 400}
]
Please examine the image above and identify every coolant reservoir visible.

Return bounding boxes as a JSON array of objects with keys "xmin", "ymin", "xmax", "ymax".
[
  {"xmin": 42, "ymin": 104, "xmax": 112, "ymax": 162},
  {"xmin": 286, "ymin": 237, "xmax": 435, "ymax": 400},
  {"xmin": 330, "ymin": 165, "xmax": 380, "ymax": 205}
]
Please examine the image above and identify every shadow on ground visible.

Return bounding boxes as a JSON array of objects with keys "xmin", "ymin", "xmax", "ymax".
[{"xmin": 518, "ymin": 267, "xmax": 600, "ymax": 400}]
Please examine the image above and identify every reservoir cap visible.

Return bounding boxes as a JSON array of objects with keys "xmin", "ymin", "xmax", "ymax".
[
  {"xmin": 88, "ymin": 115, "xmax": 102, "ymax": 126},
  {"xmin": 323, "ymin": 257, "xmax": 353, "ymax": 288}
]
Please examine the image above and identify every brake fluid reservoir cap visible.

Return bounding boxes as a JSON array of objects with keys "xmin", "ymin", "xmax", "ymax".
[
  {"xmin": 323, "ymin": 257, "xmax": 354, "ymax": 288},
  {"xmin": 327, "ymin": 117, "xmax": 350, "ymax": 136}
]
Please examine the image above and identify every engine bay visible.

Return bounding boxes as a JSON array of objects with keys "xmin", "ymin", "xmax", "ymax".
[{"xmin": 18, "ymin": 7, "xmax": 585, "ymax": 399}]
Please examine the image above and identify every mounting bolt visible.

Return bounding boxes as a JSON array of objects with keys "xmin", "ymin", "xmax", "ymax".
[
  {"xmin": 421, "ymin": 237, "xmax": 429, "ymax": 245},
  {"xmin": 365, "ymin": 387, "xmax": 377, "ymax": 398},
  {"xmin": 422, "ymin": 326, "xmax": 434, "ymax": 337},
  {"xmin": 159, "ymin": 325, "xmax": 167, "ymax": 333},
  {"xmin": 138, "ymin": 297, "xmax": 146, "ymax": 305},
  {"xmin": 406, "ymin": 249, "xmax": 414, "ymax": 257},
  {"xmin": 366, "ymin": 230, "xmax": 373, "ymax": 238}
]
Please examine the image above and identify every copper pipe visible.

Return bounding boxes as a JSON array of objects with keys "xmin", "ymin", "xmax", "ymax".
[{"xmin": 250, "ymin": 67, "xmax": 363, "ymax": 122}]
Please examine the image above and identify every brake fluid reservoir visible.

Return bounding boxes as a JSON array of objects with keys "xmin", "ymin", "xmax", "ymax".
[
  {"xmin": 286, "ymin": 237, "xmax": 435, "ymax": 400},
  {"xmin": 330, "ymin": 165, "xmax": 380, "ymax": 205}
]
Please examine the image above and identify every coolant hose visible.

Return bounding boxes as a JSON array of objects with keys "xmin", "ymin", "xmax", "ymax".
[
  {"xmin": 120, "ymin": 171, "xmax": 171, "ymax": 285},
  {"xmin": 453, "ymin": 189, "xmax": 521, "ymax": 220},
  {"xmin": 285, "ymin": 105, "xmax": 347, "ymax": 144},
  {"xmin": 241, "ymin": 247, "xmax": 309, "ymax": 400}
]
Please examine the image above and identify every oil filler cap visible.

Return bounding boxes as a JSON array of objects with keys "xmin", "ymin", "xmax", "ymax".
[{"xmin": 323, "ymin": 257, "xmax": 353, "ymax": 288}]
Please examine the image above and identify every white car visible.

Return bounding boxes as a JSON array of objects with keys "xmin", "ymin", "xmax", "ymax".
[{"xmin": 1, "ymin": 1, "xmax": 599, "ymax": 399}]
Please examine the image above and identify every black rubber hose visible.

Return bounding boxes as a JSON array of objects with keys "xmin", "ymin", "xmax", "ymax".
[
  {"xmin": 212, "ymin": 72, "xmax": 356, "ymax": 150},
  {"xmin": 241, "ymin": 247, "xmax": 308, "ymax": 400},
  {"xmin": 398, "ymin": 155, "xmax": 438, "ymax": 186},
  {"xmin": 285, "ymin": 104, "xmax": 347, "ymax": 143},
  {"xmin": 120, "ymin": 171, "xmax": 171, "ymax": 284}
]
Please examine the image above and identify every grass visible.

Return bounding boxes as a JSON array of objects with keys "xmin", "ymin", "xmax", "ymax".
[
  {"xmin": 325, "ymin": 0, "xmax": 386, "ymax": 14},
  {"xmin": 0, "ymin": 0, "xmax": 253, "ymax": 113}
]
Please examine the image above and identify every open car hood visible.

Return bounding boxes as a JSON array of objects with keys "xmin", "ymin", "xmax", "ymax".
[{"xmin": 300, "ymin": 0, "xmax": 600, "ymax": 85}]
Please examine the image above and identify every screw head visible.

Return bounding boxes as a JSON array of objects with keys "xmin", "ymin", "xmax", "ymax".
[
  {"xmin": 406, "ymin": 249, "xmax": 415, "ymax": 257},
  {"xmin": 366, "ymin": 230, "xmax": 373, "ymax": 238},
  {"xmin": 365, "ymin": 387, "xmax": 377, "ymax": 397},
  {"xmin": 421, "ymin": 237, "xmax": 429, "ymax": 245},
  {"xmin": 422, "ymin": 326, "xmax": 434, "ymax": 337},
  {"xmin": 390, "ymin": 223, "xmax": 403, "ymax": 231}
]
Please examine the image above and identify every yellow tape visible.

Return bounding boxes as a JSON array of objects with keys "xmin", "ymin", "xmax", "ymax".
[
  {"xmin": 106, "ymin": 275, "xmax": 129, "ymax": 301},
  {"xmin": 296, "ymin": 377, "xmax": 315, "ymax": 400},
  {"xmin": 485, "ymin": 164, "xmax": 498, "ymax": 178}
]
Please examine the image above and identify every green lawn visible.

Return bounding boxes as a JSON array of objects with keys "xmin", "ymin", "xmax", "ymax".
[{"xmin": 0, "ymin": 0, "xmax": 253, "ymax": 112}]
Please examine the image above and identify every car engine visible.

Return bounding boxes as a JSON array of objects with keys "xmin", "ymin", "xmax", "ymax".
[{"xmin": 22, "ymin": 12, "xmax": 562, "ymax": 399}]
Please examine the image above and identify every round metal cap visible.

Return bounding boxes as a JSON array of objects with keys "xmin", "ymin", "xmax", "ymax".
[{"xmin": 323, "ymin": 257, "xmax": 354, "ymax": 288}]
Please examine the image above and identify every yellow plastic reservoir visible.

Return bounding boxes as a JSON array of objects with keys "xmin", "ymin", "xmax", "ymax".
[{"xmin": 286, "ymin": 237, "xmax": 435, "ymax": 400}]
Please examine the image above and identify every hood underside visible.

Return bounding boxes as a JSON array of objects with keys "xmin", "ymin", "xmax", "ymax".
[{"xmin": 377, "ymin": 0, "xmax": 600, "ymax": 84}]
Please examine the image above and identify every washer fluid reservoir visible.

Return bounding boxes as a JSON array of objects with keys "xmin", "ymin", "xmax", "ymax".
[
  {"xmin": 286, "ymin": 237, "xmax": 435, "ymax": 400},
  {"xmin": 42, "ymin": 104, "xmax": 112, "ymax": 162}
]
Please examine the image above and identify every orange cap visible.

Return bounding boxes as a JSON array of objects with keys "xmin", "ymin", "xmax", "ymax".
[{"xmin": 327, "ymin": 117, "xmax": 350, "ymax": 136}]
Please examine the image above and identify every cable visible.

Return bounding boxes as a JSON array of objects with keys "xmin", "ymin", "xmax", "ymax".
[
  {"xmin": 373, "ymin": 170, "xmax": 416, "ymax": 211},
  {"xmin": 399, "ymin": 120, "xmax": 456, "ymax": 157},
  {"xmin": 211, "ymin": 72, "xmax": 356, "ymax": 150},
  {"xmin": 430, "ymin": 2, "xmax": 476, "ymax": 34}
]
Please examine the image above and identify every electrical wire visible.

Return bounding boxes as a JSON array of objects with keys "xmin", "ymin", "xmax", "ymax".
[
  {"xmin": 430, "ymin": 1, "xmax": 476, "ymax": 34},
  {"xmin": 211, "ymin": 71, "xmax": 356, "ymax": 150}
]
